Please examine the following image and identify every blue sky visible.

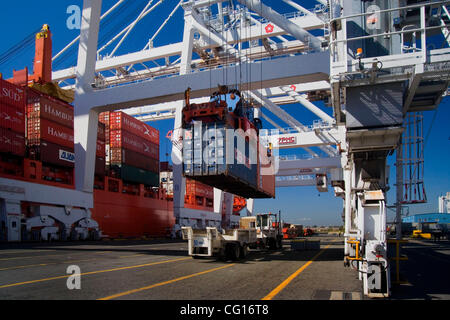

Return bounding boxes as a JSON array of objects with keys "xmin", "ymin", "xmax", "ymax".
[{"xmin": 0, "ymin": 1, "xmax": 449, "ymax": 226}]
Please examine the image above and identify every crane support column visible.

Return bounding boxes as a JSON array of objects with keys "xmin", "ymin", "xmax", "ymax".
[
  {"xmin": 172, "ymin": 6, "xmax": 196, "ymax": 230},
  {"xmin": 74, "ymin": 0, "xmax": 102, "ymax": 193}
]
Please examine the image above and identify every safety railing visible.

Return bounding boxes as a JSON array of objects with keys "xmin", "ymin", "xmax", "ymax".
[{"xmin": 329, "ymin": 1, "xmax": 450, "ymax": 77}]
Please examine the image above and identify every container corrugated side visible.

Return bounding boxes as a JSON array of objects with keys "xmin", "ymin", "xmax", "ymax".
[
  {"xmin": 97, "ymin": 122, "xmax": 106, "ymax": 141},
  {"xmin": 109, "ymin": 129, "xmax": 159, "ymax": 160},
  {"xmin": 257, "ymin": 143, "xmax": 275, "ymax": 198},
  {"xmin": 110, "ymin": 111, "xmax": 159, "ymax": 145},
  {"xmin": 183, "ymin": 121, "xmax": 259, "ymax": 198},
  {"xmin": 0, "ymin": 104, "xmax": 25, "ymax": 133},
  {"xmin": 0, "ymin": 128, "xmax": 25, "ymax": 156},
  {"xmin": 95, "ymin": 156, "xmax": 106, "ymax": 176},
  {"xmin": 110, "ymin": 147, "xmax": 159, "ymax": 173},
  {"xmin": 0, "ymin": 78, "xmax": 25, "ymax": 110},
  {"xmin": 186, "ymin": 179, "xmax": 214, "ymax": 198},
  {"xmin": 111, "ymin": 164, "xmax": 160, "ymax": 187},
  {"xmin": 97, "ymin": 139, "xmax": 106, "ymax": 157},
  {"xmin": 28, "ymin": 140, "xmax": 75, "ymax": 168},
  {"xmin": 26, "ymin": 88, "xmax": 74, "ymax": 128},
  {"xmin": 27, "ymin": 118, "xmax": 74, "ymax": 148},
  {"xmin": 99, "ymin": 112, "xmax": 110, "ymax": 144}
]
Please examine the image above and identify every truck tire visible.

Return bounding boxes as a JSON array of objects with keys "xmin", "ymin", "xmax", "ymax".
[
  {"xmin": 268, "ymin": 238, "xmax": 277, "ymax": 250},
  {"xmin": 232, "ymin": 244, "xmax": 241, "ymax": 261},
  {"xmin": 277, "ymin": 236, "xmax": 283, "ymax": 250},
  {"xmin": 225, "ymin": 244, "xmax": 233, "ymax": 261},
  {"xmin": 226, "ymin": 243, "xmax": 241, "ymax": 261},
  {"xmin": 239, "ymin": 244, "xmax": 249, "ymax": 259}
]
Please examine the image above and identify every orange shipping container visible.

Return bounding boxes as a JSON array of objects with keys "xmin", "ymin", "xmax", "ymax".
[{"xmin": 185, "ymin": 179, "xmax": 214, "ymax": 198}]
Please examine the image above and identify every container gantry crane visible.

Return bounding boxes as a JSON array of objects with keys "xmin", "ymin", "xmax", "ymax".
[{"xmin": 1, "ymin": 0, "xmax": 449, "ymax": 298}]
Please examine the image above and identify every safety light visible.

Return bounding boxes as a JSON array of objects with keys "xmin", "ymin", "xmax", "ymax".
[{"xmin": 356, "ymin": 48, "xmax": 363, "ymax": 59}]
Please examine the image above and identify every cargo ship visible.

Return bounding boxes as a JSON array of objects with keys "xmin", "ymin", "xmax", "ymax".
[{"xmin": 0, "ymin": 25, "xmax": 230, "ymax": 242}]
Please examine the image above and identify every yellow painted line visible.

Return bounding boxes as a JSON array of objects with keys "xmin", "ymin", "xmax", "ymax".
[
  {"xmin": 0, "ymin": 253, "xmax": 163, "ymax": 272},
  {"xmin": 98, "ymin": 263, "xmax": 235, "ymax": 300},
  {"xmin": 0, "ymin": 250, "xmax": 57, "ymax": 255},
  {"xmin": 0, "ymin": 254, "xmax": 68, "ymax": 262},
  {"xmin": 0, "ymin": 257, "xmax": 190, "ymax": 289},
  {"xmin": 118, "ymin": 254, "xmax": 146, "ymax": 259},
  {"xmin": 262, "ymin": 243, "xmax": 333, "ymax": 301},
  {"xmin": 0, "ymin": 263, "xmax": 49, "ymax": 271},
  {"xmin": 0, "ymin": 251, "xmax": 111, "ymax": 262}
]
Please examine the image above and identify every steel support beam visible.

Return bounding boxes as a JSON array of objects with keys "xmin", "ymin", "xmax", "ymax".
[
  {"xmin": 72, "ymin": 52, "xmax": 330, "ymax": 111},
  {"xmin": 278, "ymin": 157, "xmax": 341, "ymax": 171},
  {"xmin": 280, "ymin": 86, "xmax": 335, "ymax": 124},
  {"xmin": 236, "ymin": 0, "xmax": 323, "ymax": 51}
]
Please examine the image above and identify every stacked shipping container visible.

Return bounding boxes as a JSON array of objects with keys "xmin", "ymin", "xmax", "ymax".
[
  {"xmin": 185, "ymin": 179, "xmax": 214, "ymax": 211},
  {"xmin": 0, "ymin": 78, "xmax": 26, "ymax": 176},
  {"xmin": 95, "ymin": 122, "xmax": 106, "ymax": 177},
  {"xmin": 100, "ymin": 111, "xmax": 160, "ymax": 187},
  {"xmin": 183, "ymin": 119, "xmax": 275, "ymax": 199},
  {"xmin": 26, "ymin": 88, "xmax": 75, "ymax": 185}
]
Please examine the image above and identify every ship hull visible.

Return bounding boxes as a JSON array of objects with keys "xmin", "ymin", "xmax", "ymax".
[{"xmin": 92, "ymin": 189, "xmax": 175, "ymax": 239}]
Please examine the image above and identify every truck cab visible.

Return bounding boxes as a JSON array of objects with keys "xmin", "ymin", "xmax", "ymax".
[{"xmin": 255, "ymin": 213, "xmax": 283, "ymax": 250}]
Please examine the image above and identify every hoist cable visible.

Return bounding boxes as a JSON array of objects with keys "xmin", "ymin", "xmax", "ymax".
[{"xmin": 0, "ymin": 27, "xmax": 41, "ymax": 66}]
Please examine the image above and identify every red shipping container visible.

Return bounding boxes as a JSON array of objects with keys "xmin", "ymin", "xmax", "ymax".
[
  {"xmin": 28, "ymin": 140, "xmax": 75, "ymax": 168},
  {"xmin": 257, "ymin": 143, "xmax": 275, "ymax": 198},
  {"xmin": 27, "ymin": 118, "xmax": 74, "ymax": 149},
  {"xmin": 97, "ymin": 122, "xmax": 106, "ymax": 141},
  {"xmin": 0, "ymin": 104, "xmax": 25, "ymax": 133},
  {"xmin": 97, "ymin": 139, "xmax": 106, "ymax": 157},
  {"xmin": 0, "ymin": 78, "xmax": 25, "ymax": 110},
  {"xmin": 95, "ymin": 156, "xmax": 106, "ymax": 176},
  {"xmin": 26, "ymin": 89, "xmax": 74, "ymax": 128},
  {"xmin": 99, "ymin": 112, "xmax": 110, "ymax": 144},
  {"xmin": 99, "ymin": 111, "xmax": 110, "ymax": 126},
  {"xmin": 109, "ymin": 129, "xmax": 159, "ymax": 160},
  {"xmin": 110, "ymin": 112, "xmax": 159, "ymax": 145},
  {"xmin": 110, "ymin": 148, "xmax": 159, "ymax": 173},
  {"xmin": 160, "ymin": 161, "xmax": 170, "ymax": 172},
  {"xmin": 0, "ymin": 128, "xmax": 25, "ymax": 156}
]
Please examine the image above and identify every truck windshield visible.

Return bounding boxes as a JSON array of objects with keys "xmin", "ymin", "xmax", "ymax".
[{"xmin": 257, "ymin": 215, "xmax": 269, "ymax": 228}]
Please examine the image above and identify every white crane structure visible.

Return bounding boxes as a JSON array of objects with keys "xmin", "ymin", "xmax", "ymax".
[{"xmin": 1, "ymin": 0, "xmax": 449, "ymax": 298}]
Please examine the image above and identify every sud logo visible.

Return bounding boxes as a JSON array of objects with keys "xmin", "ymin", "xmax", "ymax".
[{"xmin": 59, "ymin": 150, "xmax": 75, "ymax": 163}]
